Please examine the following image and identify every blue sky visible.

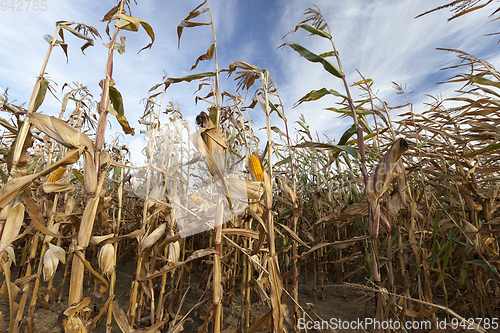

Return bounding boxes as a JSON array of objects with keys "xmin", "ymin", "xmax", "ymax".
[{"xmin": 1, "ymin": 0, "xmax": 499, "ymax": 164}]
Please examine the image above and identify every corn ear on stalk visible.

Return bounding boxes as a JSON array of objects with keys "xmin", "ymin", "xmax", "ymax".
[
  {"xmin": 167, "ymin": 240, "xmax": 180, "ymax": 266},
  {"xmin": 43, "ymin": 244, "xmax": 65, "ymax": 281},
  {"xmin": 98, "ymin": 243, "xmax": 115, "ymax": 277},
  {"xmin": 250, "ymin": 153, "xmax": 264, "ymax": 182},
  {"xmin": 140, "ymin": 224, "xmax": 166, "ymax": 251},
  {"xmin": 46, "ymin": 167, "xmax": 66, "ymax": 183}
]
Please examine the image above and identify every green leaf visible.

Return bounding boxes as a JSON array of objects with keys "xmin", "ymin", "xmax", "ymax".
[
  {"xmin": 347, "ymin": 132, "xmax": 381, "ymax": 147},
  {"xmin": 458, "ymin": 262, "xmax": 467, "ymax": 285},
  {"xmin": 268, "ymin": 101, "xmax": 287, "ymax": 122},
  {"xmin": 0, "ymin": 168, "xmax": 7, "ymax": 184},
  {"xmin": 466, "ymin": 259, "xmax": 498, "ymax": 272},
  {"xmin": 477, "ymin": 86, "xmax": 500, "ymax": 98},
  {"xmin": 33, "ymin": 77, "xmax": 49, "ymax": 113},
  {"xmin": 435, "ymin": 242, "xmax": 451, "ymax": 286},
  {"xmin": 359, "ymin": 117, "xmax": 373, "ymax": 135},
  {"xmin": 280, "ymin": 42, "xmax": 343, "ymax": 78},
  {"xmin": 72, "ymin": 169, "xmax": 84, "ymax": 185},
  {"xmin": 325, "ymin": 108, "xmax": 372, "ymax": 116},
  {"xmin": 295, "ymin": 88, "xmax": 347, "ymax": 107},
  {"xmin": 318, "ymin": 51, "xmax": 337, "ymax": 57},
  {"xmin": 103, "ymin": 42, "xmax": 125, "ymax": 54},
  {"xmin": 459, "ymin": 260, "xmax": 498, "ymax": 286},
  {"xmin": 464, "ymin": 74, "xmax": 500, "ymax": 89},
  {"xmin": 108, "ymin": 86, "xmax": 135, "ymax": 135},
  {"xmin": 465, "ymin": 142, "xmax": 500, "ymax": 157},
  {"xmin": 338, "ymin": 124, "xmax": 356, "ymax": 145},
  {"xmin": 275, "ymin": 156, "xmax": 291, "ymax": 168},
  {"xmin": 448, "ymin": 236, "xmax": 475, "ymax": 248},
  {"xmin": 296, "ymin": 23, "xmax": 332, "ymax": 39},
  {"xmin": 417, "ymin": 135, "xmax": 429, "ymax": 148}
]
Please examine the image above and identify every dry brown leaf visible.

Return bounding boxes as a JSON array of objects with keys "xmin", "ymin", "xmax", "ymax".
[
  {"xmin": 31, "ymin": 112, "xmax": 94, "ymax": 154},
  {"xmin": 221, "ymin": 228, "xmax": 259, "ymax": 239},
  {"xmin": 139, "ymin": 248, "xmax": 215, "ymax": 281},
  {"xmin": 276, "ymin": 222, "xmax": 310, "ymax": 249},
  {"xmin": 0, "ymin": 202, "xmax": 24, "ymax": 257},
  {"xmin": 63, "ymin": 297, "xmax": 91, "ymax": 316},
  {"xmin": 112, "ymin": 301, "xmax": 133, "ymax": 333},
  {"xmin": 292, "ymin": 236, "xmax": 369, "ymax": 260},
  {"xmin": 21, "ymin": 190, "xmax": 62, "ymax": 238}
]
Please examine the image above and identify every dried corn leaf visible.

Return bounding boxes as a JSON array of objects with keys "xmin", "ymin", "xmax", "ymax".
[
  {"xmin": 221, "ymin": 228, "xmax": 259, "ymax": 239},
  {"xmin": 21, "ymin": 191, "xmax": 62, "ymax": 238},
  {"xmin": 0, "ymin": 203, "xmax": 24, "ymax": 256},
  {"xmin": 139, "ymin": 248, "xmax": 215, "ymax": 281},
  {"xmin": 31, "ymin": 113, "xmax": 94, "ymax": 154},
  {"xmin": 83, "ymin": 150, "xmax": 97, "ymax": 195},
  {"xmin": 276, "ymin": 222, "xmax": 310, "ymax": 249},
  {"xmin": 292, "ymin": 236, "xmax": 369, "ymax": 260}
]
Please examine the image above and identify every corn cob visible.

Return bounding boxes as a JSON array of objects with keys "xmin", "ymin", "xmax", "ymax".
[
  {"xmin": 250, "ymin": 153, "xmax": 264, "ymax": 182},
  {"xmin": 46, "ymin": 167, "xmax": 66, "ymax": 183}
]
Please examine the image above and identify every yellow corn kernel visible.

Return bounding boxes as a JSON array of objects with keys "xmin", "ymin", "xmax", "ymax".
[
  {"xmin": 250, "ymin": 154, "xmax": 264, "ymax": 182},
  {"xmin": 46, "ymin": 167, "xmax": 66, "ymax": 183}
]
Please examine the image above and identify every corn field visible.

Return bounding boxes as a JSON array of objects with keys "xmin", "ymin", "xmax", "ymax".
[{"xmin": 0, "ymin": 1, "xmax": 499, "ymax": 332}]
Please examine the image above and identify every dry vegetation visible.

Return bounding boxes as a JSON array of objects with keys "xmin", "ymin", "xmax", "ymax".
[{"xmin": 0, "ymin": 1, "xmax": 499, "ymax": 332}]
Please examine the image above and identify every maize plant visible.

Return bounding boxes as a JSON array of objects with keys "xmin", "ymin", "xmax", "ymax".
[{"xmin": 0, "ymin": 2, "xmax": 498, "ymax": 333}]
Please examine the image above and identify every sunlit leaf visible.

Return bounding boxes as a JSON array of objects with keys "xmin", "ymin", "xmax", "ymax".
[
  {"xmin": 295, "ymin": 23, "xmax": 332, "ymax": 39},
  {"xmin": 279, "ymin": 41, "xmax": 343, "ymax": 78},
  {"xmin": 33, "ymin": 77, "xmax": 49, "ymax": 113},
  {"xmin": 294, "ymin": 88, "xmax": 347, "ymax": 107},
  {"xmin": 108, "ymin": 86, "xmax": 134, "ymax": 135},
  {"xmin": 191, "ymin": 43, "xmax": 215, "ymax": 71}
]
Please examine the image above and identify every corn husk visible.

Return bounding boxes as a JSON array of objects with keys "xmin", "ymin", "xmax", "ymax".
[
  {"xmin": 90, "ymin": 234, "xmax": 115, "ymax": 245},
  {"xmin": 167, "ymin": 240, "xmax": 180, "ymax": 266},
  {"xmin": 98, "ymin": 243, "xmax": 115, "ymax": 277},
  {"xmin": 42, "ymin": 182, "xmax": 77, "ymax": 193},
  {"xmin": 140, "ymin": 223, "xmax": 166, "ymax": 251},
  {"xmin": 4, "ymin": 246, "xmax": 15, "ymax": 267},
  {"xmin": 43, "ymin": 223, "xmax": 61, "ymax": 244},
  {"xmin": 64, "ymin": 315, "xmax": 87, "ymax": 333},
  {"xmin": 43, "ymin": 244, "xmax": 66, "ymax": 281}
]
